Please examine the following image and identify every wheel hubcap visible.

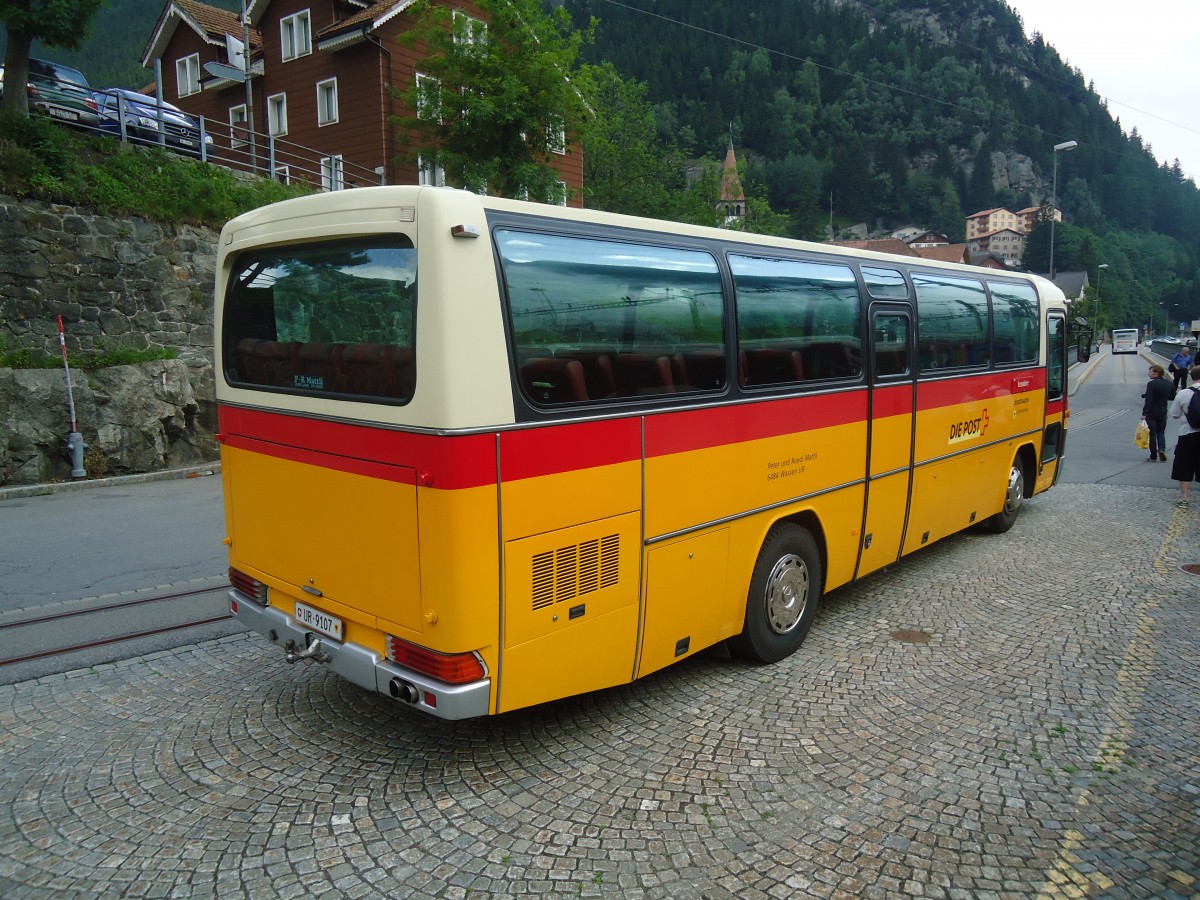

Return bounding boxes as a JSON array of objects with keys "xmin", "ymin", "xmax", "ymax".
[
  {"xmin": 1004, "ymin": 465, "xmax": 1024, "ymax": 515},
  {"xmin": 764, "ymin": 554, "xmax": 808, "ymax": 634}
]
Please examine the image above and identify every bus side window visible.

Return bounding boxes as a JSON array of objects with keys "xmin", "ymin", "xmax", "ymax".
[
  {"xmin": 913, "ymin": 273, "xmax": 989, "ymax": 371},
  {"xmin": 729, "ymin": 254, "xmax": 861, "ymax": 386},
  {"xmin": 496, "ymin": 230, "xmax": 727, "ymax": 406},
  {"xmin": 989, "ymin": 281, "xmax": 1039, "ymax": 365}
]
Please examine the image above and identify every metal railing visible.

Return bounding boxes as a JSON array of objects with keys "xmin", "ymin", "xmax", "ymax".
[
  {"xmin": 29, "ymin": 82, "xmax": 386, "ymax": 191},
  {"xmin": 188, "ymin": 115, "xmax": 384, "ymax": 190}
]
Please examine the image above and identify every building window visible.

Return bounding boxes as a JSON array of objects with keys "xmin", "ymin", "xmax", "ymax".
[
  {"xmin": 274, "ymin": 165, "xmax": 291, "ymax": 184},
  {"xmin": 317, "ymin": 78, "xmax": 338, "ymax": 126},
  {"xmin": 554, "ymin": 181, "xmax": 568, "ymax": 206},
  {"xmin": 176, "ymin": 54, "xmax": 200, "ymax": 98},
  {"xmin": 281, "ymin": 11, "xmax": 312, "ymax": 61},
  {"xmin": 418, "ymin": 155, "xmax": 445, "ymax": 187},
  {"xmin": 547, "ymin": 116, "xmax": 566, "ymax": 155},
  {"xmin": 229, "ymin": 104, "xmax": 248, "ymax": 149},
  {"xmin": 415, "ymin": 72, "xmax": 441, "ymax": 122},
  {"xmin": 267, "ymin": 93, "xmax": 287, "ymax": 136},
  {"xmin": 453, "ymin": 11, "xmax": 487, "ymax": 48},
  {"xmin": 321, "ymin": 155, "xmax": 344, "ymax": 191}
]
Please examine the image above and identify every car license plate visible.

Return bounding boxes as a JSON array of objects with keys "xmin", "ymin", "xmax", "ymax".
[
  {"xmin": 50, "ymin": 108, "xmax": 78, "ymax": 121},
  {"xmin": 179, "ymin": 138, "xmax": 194, "ymax": 147},
  {"xmin": 295, "ymin": 601, "xmax": 342, "ymax": 640}
]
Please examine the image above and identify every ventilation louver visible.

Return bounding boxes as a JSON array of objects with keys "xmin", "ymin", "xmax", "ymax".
[{"xmin": 531, "ymin": 534, "xmax": 619, "ymax": 610}]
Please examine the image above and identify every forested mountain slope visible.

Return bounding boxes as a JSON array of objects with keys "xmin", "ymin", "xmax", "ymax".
[{"xmin": 565, "ymin": 0, "xmax": 1199, "ymax": 325}]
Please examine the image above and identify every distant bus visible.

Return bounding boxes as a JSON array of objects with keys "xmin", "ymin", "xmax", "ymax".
[
  {"xmin": 215, "ymin": 186, "xmax": 1071, "ymax": 719},
  {"xmin": 1112, "ymin": 329, "xmax": 1139, "ymax": 354}
]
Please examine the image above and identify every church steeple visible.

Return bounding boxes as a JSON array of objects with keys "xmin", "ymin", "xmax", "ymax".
[{"xmin": 717, "ymin": 137, "xmax": 745, "ymax": 225}]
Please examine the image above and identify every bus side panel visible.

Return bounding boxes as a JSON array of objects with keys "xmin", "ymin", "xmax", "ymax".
[
  {"xmin": 638, "ymin": 528, "xmax": 730, "ymax": 678},
  {"xmin": 497, "ymin": 421, "xmax": 643, "ymax": 712},
  {"xmin": 499, "ymin": 512, "xmax": 641, "ymax": 713}
]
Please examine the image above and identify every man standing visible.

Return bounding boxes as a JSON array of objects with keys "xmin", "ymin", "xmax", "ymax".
[
  {"xmin": 1169, "ymin": 344, "xmax": 1193, "ymax": 393},
  {"xmin": 1168, "ymin": 364, "xmax": 1200, "ymax": 509},
  {"xmin": 1142, "ymin": 364, "xmax": 1172, "ymax": 462}
]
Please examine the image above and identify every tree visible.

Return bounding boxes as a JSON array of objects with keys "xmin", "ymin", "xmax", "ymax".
[
  {"xmin": 576, "ymin": 62, "xmax": 689, "ymax": 218},
  {"xmin": 397, "ymin": 0, "xmax": 591, "ymax": 201},
  {"xmin": 0, "ymin": 0, "xmax": 104, "ymax": 119}
]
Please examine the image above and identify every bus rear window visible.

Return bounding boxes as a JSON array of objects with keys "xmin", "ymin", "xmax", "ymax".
[{"xmin": 222, "ymin": 237, "xmax": 417, "ymax": 402}]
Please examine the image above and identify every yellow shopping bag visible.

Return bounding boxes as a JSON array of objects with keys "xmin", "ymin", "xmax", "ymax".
[{"xmin": 1134, "ymin": 418, "xmax": 1150, "ymax": 450}]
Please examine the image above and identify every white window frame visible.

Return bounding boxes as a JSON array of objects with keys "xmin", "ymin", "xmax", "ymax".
[
  {"xmin": 267, "ymin": 93, "xmax": 288, "ymax": 137},
  {"xmin": 415, "ymin": 72, "xmax": 441, "ymax": 123},
  {"xmin": 417, "ymin": 155, "xmax": 445, "ymax": 187},
  {"xmin": 548, "ymin": 116, "xmax": 566, "ymax": 155},
  {"xmin": 321, "ymin": 154, "xmax": 345, "ymax": 191},
  {"xmin": 229, "ymin": 104, "xmax": 248, "ymax": 149},
  {"xmin": 554, "ymin": 181, "xmax": 568, "ymax": 207},
  {"xmin": 453, "ymin": 10, "xmax": 487, "ymax": 49},
  {"xmin": 317, "ymin": 78, "xmax": 339, "ymax": 126},
  {"xmin": 273, "ymin": 165, "xmax": 291, "ymax": 185},
  {"xmin": 176, "ymin": 53, "xmax": 200, "ymax": 98},
  {"xmin": 280, "ymin": 10, "xmax": 312, "ymax": 62}
]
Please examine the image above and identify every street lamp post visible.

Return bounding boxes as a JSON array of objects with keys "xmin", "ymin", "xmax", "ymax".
[{"xmin": 1049, "ymin": 140, "xmax": 1078, "ymax": 280}]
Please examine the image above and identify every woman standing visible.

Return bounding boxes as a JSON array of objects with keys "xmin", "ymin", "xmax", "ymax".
[{"xmin": 1141, "ymin": 364, "xmax": 1172, "ymax": 462}]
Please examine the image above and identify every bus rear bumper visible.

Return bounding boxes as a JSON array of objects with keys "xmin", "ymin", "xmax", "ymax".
[{"xmin": 228, "ymin": 590, "xmax": 491, "ymax": 720}]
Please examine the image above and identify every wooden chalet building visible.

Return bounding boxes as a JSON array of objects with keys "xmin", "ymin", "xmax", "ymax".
[{"xmin": 141, "ymin": 0, "xmax": 584, "ymax": 203}]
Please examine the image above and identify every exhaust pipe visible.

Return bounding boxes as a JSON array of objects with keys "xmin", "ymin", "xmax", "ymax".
[{"xmin": 389, "ymin": 677, "xmax": 420, "ymax": 704}]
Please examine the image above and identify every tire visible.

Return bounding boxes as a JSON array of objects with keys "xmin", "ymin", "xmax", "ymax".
[
  {"xmin": 728, "ymin": 524, "xmax": 822, "ymax": 663},
  {"xmin": 984, "ymin": 456, "xmax": 1025, "ymax": 534}
]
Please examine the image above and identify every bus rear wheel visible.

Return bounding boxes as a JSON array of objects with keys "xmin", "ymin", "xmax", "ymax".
[
  {"xmin": 984, "ymin": 457, "xmax": 1025, "ymax": 533},
  {"xmin": 729, "ymin": 524, "xmax": 822, "ymax": 663}
]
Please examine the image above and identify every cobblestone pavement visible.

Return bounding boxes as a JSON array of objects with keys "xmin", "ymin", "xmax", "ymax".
[{"xmin": 1, "ymin": 482, "xmax": 1198, "ymax": 899}]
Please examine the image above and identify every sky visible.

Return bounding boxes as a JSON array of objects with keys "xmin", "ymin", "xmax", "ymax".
[{"xmin": 1002, "ymin": 0, "xmax": 1200, "ymax": 183}]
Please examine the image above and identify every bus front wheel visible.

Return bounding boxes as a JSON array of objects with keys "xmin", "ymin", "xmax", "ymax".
[
  {"xmin": 729, "ymin": 524, "xmax": 822, "ymax": 663},
  {"xmin": 984, "ymin": 457, "xmax": 1025, "ymax": 534}
]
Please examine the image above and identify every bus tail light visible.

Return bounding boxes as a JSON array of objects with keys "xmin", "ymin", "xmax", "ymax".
[
  {"xmin": 386, "ymin": 636, "xmax": 485, "ymax": 684},
  {"xmin": 229, "ymin": 567, "xmax": 268, "ymax": 604}
]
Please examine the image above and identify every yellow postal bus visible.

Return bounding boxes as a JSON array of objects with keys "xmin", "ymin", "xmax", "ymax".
[{"xmin": 216, "ymin": 186, "xmax": 1070, "ymax": 719}]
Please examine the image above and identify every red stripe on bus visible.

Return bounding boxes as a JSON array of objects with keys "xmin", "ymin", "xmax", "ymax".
[
  {"xmin": 872, "ymin": 384, "xmax": 914, "ymax": 418},
  {"xmin": 224, "ymin": 433, "xmax": 418, "ymax": 484},
  {"xmin": 917, "ymin": 367, "xmax": 1044, "ymax": 409},
  {"xmin": 645, "ymin": 392, "xmax": 869, "ymax": 457},
  {"xmin": 219, "ymin": 406, "xmax": 497, "ymax": 489},
  {"xmin": 500, "ymin": 418, "xmax": 641, "ymax": 481}
]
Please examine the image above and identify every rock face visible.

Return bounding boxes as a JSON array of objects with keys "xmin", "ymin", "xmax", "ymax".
[
  {"xmin": 0, "ymin": 360, "xmax": 216, "ymax": 485},
  {"xmin": 0, "ymin": 195, "xmax": 220, "ymax": 485},
  {"xmin": 990, "ymin": 150, "xmax": 1041, "ymax": 199}
]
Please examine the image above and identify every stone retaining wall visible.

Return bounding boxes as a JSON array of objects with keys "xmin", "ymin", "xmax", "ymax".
[{"xmin": 0, "ymin": 195, "xmax": 220, "ymax": 485}]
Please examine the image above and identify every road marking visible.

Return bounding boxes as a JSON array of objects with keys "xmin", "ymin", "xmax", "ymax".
[{"xmin": 1035, "ymin": 507, "xmax": 1184, "ymax": 898}]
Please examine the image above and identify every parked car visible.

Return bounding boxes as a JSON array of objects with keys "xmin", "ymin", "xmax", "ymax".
[
  {"xmin": 0, "ymin": 58, "xmax": 100, "ymax": 129},
  {"xmin": 94, "ymin": 88, "xmax": 213, "ymax": 158}
]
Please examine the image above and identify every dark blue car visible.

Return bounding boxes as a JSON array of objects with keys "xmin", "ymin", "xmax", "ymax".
[{"xmin": 95, "ymin": 88, "xmax": 213, "ymax": 158}]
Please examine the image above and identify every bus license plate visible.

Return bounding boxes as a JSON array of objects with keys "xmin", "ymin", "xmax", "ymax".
[{"xmin": 295, "ymin": 601, "xmax": 342, "ymax": 640}]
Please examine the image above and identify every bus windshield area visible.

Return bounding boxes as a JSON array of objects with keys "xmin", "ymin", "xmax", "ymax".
[{"xmin": 221, "ymin": 237, "xmax": 418, "ymax": 402}]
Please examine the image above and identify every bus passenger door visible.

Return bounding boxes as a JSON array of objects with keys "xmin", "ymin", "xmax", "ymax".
[
  {"xmin": 1035, "ymin": 311, "xmax": 1068, "ymax": 492},
  {"xmin": 857, "ymin": 306, "xmax": 916, "ymax": 579}
]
